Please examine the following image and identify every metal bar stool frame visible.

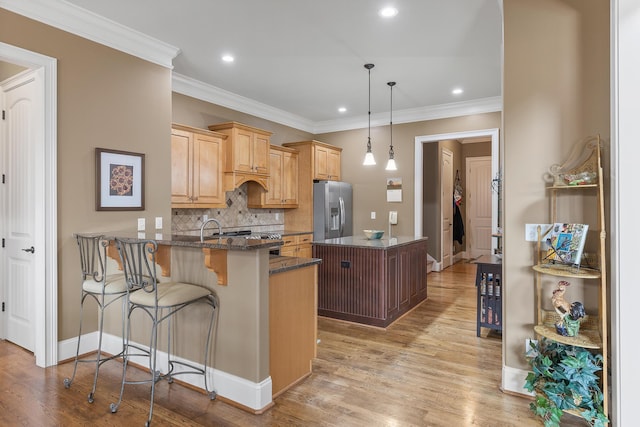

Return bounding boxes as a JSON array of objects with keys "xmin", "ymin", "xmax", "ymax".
[
  {"xmin": 64, "ymin": 234, "xmax": 128, "ymax": 403},
  {"xmin": 110, "ymin": 237, "xmax": 218, "ymax": 427}
]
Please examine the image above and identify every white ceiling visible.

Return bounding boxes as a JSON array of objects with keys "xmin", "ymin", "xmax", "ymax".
[{"xmin": 5, "ymin": 0, "xmax": 503, "ymax": 133}]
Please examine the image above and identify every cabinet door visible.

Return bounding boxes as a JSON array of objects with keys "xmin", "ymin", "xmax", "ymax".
[
  {"xmin": 171, "ymin": 129, "xmax": 193, "ymax": 204},
  {"xmin": 266, "ymin": 149, "xmax": 283, "ymax": 205},
  {"xmin": 386, "ymin": 248, "xmax": 399, "ymax": 320},
  {"xmin": 233, "ymin": 127, "xmax": 254, "ymax": 173},
  {"xmin": 313, "ymin": 145, "xmax": 329, "ymax": 180},
  {"xmin": 327, "ymin": 148, "xmax": 341, "ymax": 181},
  {"xmin": 193, "ymin": 133, "xmax": 224, "ymax": 205},
  {"xmin": 252, "ymin": 132, "xmax": 270, "ymax": 175},
  {"xmin": 282, "ymin": 151, "xmax": 298, "ymax": 205},
  {"xmin": 398, "ymin": 247, "xmax": 412, "ymax": 311}
]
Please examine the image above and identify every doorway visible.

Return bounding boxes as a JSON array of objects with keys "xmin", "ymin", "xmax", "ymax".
[
  {"xmin": 0, "ymin": 42, "xmax": 58, "ymax": 368},
  {"xmin": 414, "ymin": 128, "xmax": 499, "ymax": 258}
]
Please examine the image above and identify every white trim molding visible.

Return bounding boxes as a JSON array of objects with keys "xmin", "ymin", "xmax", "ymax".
[{"xmin": 59, "ymin": 333, "xmax": 273, "ymax": 412}]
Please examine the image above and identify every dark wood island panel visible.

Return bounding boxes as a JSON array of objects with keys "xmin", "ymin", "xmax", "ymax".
[{"xmin": 313, "ymin": 237, "xmax": 428, "ymax": 327}]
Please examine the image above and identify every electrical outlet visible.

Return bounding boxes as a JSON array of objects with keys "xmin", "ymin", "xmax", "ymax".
[
  {"xmin": 203, "ymin": 214, "xmax": 208, "ymax": 222},
  {"xmin": 525, "ymin": 224, "xmax": 552, "ymax": 241},
  {"xmin": 389, "ymin": 211, "xmax": 398, "ymax": 225},
  {"xmin": 371, "ymin": 211, "xmax": 376, "ymax": 219},
  {"xmin": 275, "ymin": 213, "xmax": 280, "ymax": 220},
  {"xmin": 155, "ymin": 217, "xmax": 163, "ymax": 229},
  {"xmin": 137, "ymin": 218, "xmax": 145, "ymax": 231}
]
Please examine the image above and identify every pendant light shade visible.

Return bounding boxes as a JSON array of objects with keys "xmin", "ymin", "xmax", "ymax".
[
  {"xmin": 385, "ymin": 81, "xmax": 397, "ymax": 171},
  {"xmin": 363, "ymin": 63, "xmax": 376, "ymax": 166}
]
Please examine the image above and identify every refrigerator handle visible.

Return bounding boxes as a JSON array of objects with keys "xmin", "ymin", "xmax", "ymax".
[{"xmin": 339, "ymin": 196, "xmax": 345, "ymax": 235}]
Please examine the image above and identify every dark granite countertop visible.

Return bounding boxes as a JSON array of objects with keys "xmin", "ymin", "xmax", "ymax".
[
  {"xmin": 84, "ymin": 230, "xmax": 283, "ymax": 251},
  {"xmin": 313, "ymin": 235, "xmax": 429, "ymax": 249},
  {"xmin": 269, "ymin": 255, "xmax": 322, "ymax": 275}
]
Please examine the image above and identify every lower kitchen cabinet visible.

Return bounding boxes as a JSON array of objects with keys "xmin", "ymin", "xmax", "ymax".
[
  {"xmin": 269, "ymin": 262, "xmax": 318, "ymax": 397},
  {"xmin": 280, "ymin": 233, "xmax": 313, "ymax": 258},
  {"xmin": 313, "ymin": 237, "xmax": 428, "ymax": 327}
]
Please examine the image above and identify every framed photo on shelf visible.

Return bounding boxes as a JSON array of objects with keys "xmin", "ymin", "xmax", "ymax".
[
  {"xmin": 544, "ymin": 223, "xmax": 589, "ymax": 266},
  {"xmin": 95, "ymin": 148, "xmax": 145, "ymax": 211}
]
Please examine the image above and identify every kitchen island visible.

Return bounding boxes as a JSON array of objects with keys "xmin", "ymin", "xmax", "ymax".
[
  {"xmin": 95, "ymin": 231, "xmax": 320, "ymax": 413},
  {"xmin": 313, "ymin": 236, "xmax": 429, "ymax": 327}
]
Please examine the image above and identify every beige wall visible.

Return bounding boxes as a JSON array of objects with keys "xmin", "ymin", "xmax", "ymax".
[
  {"xmin": 316, "ymin": 113, "xmax": 501, "ymax": 238},
  {"xmin": 0, "ymin": 9, "xmax": 173, "ymax": 340},
  {"xmin": 502, "ymin": 0, "xmax": 609, "ymax": 374}
]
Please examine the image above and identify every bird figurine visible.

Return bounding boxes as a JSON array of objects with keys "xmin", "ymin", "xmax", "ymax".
[{"xmin": 551, "ymin": 280, "xmax": 572, "ymax": 317}]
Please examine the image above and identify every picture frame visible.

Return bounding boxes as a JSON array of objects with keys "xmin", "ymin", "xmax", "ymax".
[{"xmin": 95, "ymin": 148, "xmax": 145, "ymax": 211}]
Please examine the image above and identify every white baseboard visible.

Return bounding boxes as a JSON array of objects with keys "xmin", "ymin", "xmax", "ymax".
[
  {"xmin": 58, "ymin": 332, "xmax": 273, "ymax": 411},
  {"xmin": 502, "ymin": 364, "xmax": 534, "ymax": 397}
]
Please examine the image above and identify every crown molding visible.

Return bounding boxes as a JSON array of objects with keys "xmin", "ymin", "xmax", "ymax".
[
  {"xmin": 0, "ymin": 0, "xmax": 180, "ymax": 68},
  {"xmin": 312, "ymin": 97, "xmax": 503, "ymax": 134},
  {"xmin": 172, "ymin": 73, "xmax": 317, "ymax": 133}
]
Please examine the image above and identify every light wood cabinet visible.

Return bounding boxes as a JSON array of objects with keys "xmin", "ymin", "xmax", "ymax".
[
  {"xmin": 208, "ymin": 122, "xmax": 272, "ymax": 191},
  {"xmin": 171, "ymin": 124, "xmax": 226, "ymax": 208},
  {"xmin": 247, "ymin": 145, "xmax": 298, "ymax": 208},
  {"xmin": 281, "ymin": 140, "xmax": 343, "ymax": 231},
  {"xmin": 280, "ymin": 233, "xmax": 313, "ymax": 258},
  {"xmin": 313, "ymin": 144, "xmax": 341, "ymax": 181},
  {"xmin": 269, "ymin": 263, "xmax": 317, "ymax": 397}
]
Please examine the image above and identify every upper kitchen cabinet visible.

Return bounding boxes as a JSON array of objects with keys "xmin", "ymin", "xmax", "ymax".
[
  {"xmin": 282, "ymin": 140, "xmax": 342, "ymax": 232},
  {"xmin": 208, "ymin": 122, "xmax": 272, "ymax": 192},
  {"xmin": 171, "ymin": 124, "xmax": 227, "ymax": 208},
  {"xmin": 313, "ymin": 143, "xmax": 341, "ymax": 181},
  {"xmin": 248, "ymin": 145, "xmax": 299, "ymax": 208},
  {"xmin": 282, "ymin": 140, "xmax": 342, "ymax": 182}
]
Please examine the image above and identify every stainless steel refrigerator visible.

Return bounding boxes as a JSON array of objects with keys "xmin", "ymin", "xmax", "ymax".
[{"xmin": 313, "ymin": 180, "xmax": 353, "ymax": 240}]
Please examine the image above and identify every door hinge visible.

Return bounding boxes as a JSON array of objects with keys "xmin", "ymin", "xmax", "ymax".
[
  {"xmin": 1, "ymin": 238, "xmax": 4, "ymax": 248},
  {"xmin": 1, "ymin": 302, "xmax": 4, "ymax": 312},
  {"xmin": 2, "ymin": 174, "xmax": 4, "ymax": 184},
  {"xmin": 1, "ymin": 110, "xmax": 4, "ymax": 120}
]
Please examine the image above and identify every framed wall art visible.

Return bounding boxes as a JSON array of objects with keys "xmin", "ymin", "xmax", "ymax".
[{"xmin": 95, "ymin": 148, "xmax": 145, "ymax": 211}]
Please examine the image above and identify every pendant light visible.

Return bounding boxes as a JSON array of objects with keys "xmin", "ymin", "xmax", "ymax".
[
  {"xmin": 385, "ymin": 81, "xmax": 397, "ymax": 171},
  {"xmin": 362, "ymin": 63, "xmax": 376, "ymax": 166}
]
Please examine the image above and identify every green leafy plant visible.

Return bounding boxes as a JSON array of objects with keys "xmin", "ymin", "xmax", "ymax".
[{"xmin": 524, "ymin": 338, "xmax": 609, "ymax": 427}]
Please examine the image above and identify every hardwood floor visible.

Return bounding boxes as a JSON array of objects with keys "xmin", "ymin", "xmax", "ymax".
[{"xmin": 0, "ymin": 260, "xmax": 585, "ymax": 426}]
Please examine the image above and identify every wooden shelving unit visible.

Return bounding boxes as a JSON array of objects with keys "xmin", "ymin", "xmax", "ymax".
[{"xmin": 532, "ymin": 135, "xmax": 608, "ymax": 416}]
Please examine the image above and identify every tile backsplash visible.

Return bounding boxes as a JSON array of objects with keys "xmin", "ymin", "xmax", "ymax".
[{"xmin": 171, "ymin": 183, "xmax": 284, "ymax": 235}]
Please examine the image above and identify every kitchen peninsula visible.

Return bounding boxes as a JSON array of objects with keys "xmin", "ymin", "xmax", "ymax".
[
  {"xmin": 100, "ymin": 231, "xmax": 320, "ymax": 413},
  {"xmin": 313, "ymin": 236, "xmax": 429, "ymax": 327}
]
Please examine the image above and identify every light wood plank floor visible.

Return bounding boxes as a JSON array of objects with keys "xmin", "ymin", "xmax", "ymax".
[{"xmin": 0, "ymin": 260, "xmax": 585, "ymax": 426}]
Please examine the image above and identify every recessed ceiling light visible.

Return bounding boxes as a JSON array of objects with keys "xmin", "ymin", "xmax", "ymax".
[
  {"xmin": 338, "ymin": 107, "xmax": 347, "ymax": 113},
  {"xmin": 222, "ymin": 54, "xmax": 234, "ymax": 63},
  {"xmin": 379, "ymin": 7, "xmax": 398, "ymax": 18},
  {"xmin": 452, "ymin": 87, "xmax": 464, "ymax": 95}
]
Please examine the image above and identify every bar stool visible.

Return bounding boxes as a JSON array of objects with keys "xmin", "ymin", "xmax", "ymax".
[
  {"xmin": 64, "ymin": 234, "xmax": 129, "ymax": 403},
  {"xmin": 110, "ymin": 237, "xmax": 218, "ymax": 427}
]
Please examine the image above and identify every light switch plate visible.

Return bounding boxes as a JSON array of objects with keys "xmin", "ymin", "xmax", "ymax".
[
  {"xmin": 155, "ymin": 217, "xmax": 163, "ymax": 229},
  {"xmin": 371, "ymin": 211, "xmax": 376, "ymax": 219},
  {"xmin": 137, "ymin": 218, "xmax": 145, "ymax": 231},
  {"xmin": 389, "ymin": 211, "xmax": 398, "ymax": 225}
]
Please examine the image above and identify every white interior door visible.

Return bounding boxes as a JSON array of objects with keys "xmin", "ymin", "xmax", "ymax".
[
  {"xmin": 441, "ymin": 148, "xmax": 453, "ymax": 269},
  {"xmin": 466, "ymin": 156, "xmax": 493, "ymax": 258},
  {"xmin": 1, "ymin": 70, "xmax": 39, "ymax": 352}
]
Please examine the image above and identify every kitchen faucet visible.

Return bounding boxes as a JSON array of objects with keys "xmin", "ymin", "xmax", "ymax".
[{"xmin": 200, "ymin": 218, "xmax": 222, "ymax": 242}]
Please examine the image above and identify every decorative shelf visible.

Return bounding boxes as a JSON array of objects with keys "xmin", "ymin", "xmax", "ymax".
[
  {"xmin": 534, "ymin": 310, "xmax": 602, "ymax": 349},
  {"xmin": 532, "ymin": 264, "xmax": 601, "ymax": 279}
]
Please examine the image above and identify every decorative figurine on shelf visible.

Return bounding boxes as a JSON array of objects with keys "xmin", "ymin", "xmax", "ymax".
[{"xmin": 551, "ymin": 280, "xmax": 586, "ymax": 337}]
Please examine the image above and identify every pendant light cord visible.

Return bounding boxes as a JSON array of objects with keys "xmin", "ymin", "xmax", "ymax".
[
  {"xmin": 388, "ymin": 81, "xmax": 396, "ymax": 158},
  {"xmin": 366, "ymin": 64, "xmax": 374, "ymax": 152}
]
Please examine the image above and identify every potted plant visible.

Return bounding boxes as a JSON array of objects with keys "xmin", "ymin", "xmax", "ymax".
[{"xmin": 524, "ymin": 338, "xmax": 609, "ymax": 427}]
